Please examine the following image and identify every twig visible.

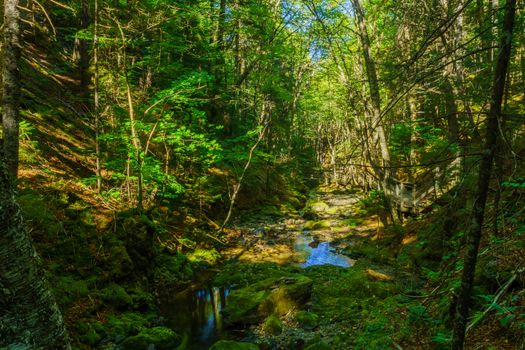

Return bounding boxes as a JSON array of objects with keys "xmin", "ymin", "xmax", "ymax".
[{"xmin": 466, "ymin": 270, "xmax": 521, "ymax": 333}]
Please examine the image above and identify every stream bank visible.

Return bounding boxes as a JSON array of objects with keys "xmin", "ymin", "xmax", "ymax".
[{"xmin": 161, "ymin": 187, "xmax": 422, "ymax": 349}]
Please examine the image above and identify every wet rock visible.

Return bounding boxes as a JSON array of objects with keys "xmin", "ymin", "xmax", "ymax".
[{"xmin": 223, "ymin": 275, "xmax": 313, "ymax": 325}]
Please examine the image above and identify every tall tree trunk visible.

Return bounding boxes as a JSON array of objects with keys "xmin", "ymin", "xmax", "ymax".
[
  {"xmin": 0, "ymin": 160, "xmax": 71, "ymax": 349},
  {"xmin": 94, "ymin": 0, "xmax": 102, "ymax": 192},
  {"xmin": 2, "ymin": 0, "xmax": 21, "ymax": 178},
  {"xmin": 77, "ymin": 0, "xmax": 90, "ymax": 95},
  {"xmin": 116, "ymin": 19, "xmax": 143, "ymax": 210},
  {"xmin": 352, "ymin": 0, "xmax": 393, "ymax": 219},
  {"xmin": 451, "ymin": 0, "xmax": 516, "ymax": 348}
]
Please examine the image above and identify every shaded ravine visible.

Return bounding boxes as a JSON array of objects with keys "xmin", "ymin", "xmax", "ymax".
[{"xmin": 161, "ymin": 190, "xmax": 373, "ymax": 348}]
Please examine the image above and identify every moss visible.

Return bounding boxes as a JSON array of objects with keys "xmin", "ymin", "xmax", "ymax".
[
  {"xmin": 303, "ymin": 220, "xmax": 316, "ymax": 230},
  {"xmin": 128, "ymin": 288, "xmax": 156, "ymax": 311},
  {"xmin": 187, "ymin": 248, "xmax": 221, "ymax": 266},
  {"xmin": 326, "ymin": 206, "xmax": 339, "ymax": 215},
  {"xmin": 119, "ymin": 327, "xmax": 181, "ymax": 350},
  {"xmin": 75, "ymin": 321, "xmax": 102, "ymax": 346},
  {"xmin": 262, "ymin": 314, "xmax": 283, "ymax": 335},
  {"xmin": 295, "ymin": 311, "xmax": 319, "ymax": 330},
  {"xmin": 308, "ymin": 201, "xmax": 329, "ymax": 212},
  {"xmin": 223, "ymin": 274, "xmax": 313, "ymax": 324},
  {"xmin": 260, "ymin": 205, "xmax": 284, "ymax": 217},
  {"xmin": 304, "ymin": 342, "xmax": 331, "ymax": 350},
  {"xmin": 100, "ymin": 283, "xmax": 132, "ymax": 308},
  {"xmin": 53, "ymin": 275, "xmax": 92, "ymax": 306},
  {"xmin": 341, "ymin": 217, "xmax": 363, "ymax": 228},
  {"xmin": 209, "ymin": 340, "xmax": 260, "ymax": 350},
  {"xmin": 303, "ymin": 220, "xmax": 331, "ymax": 231},
  {"xmin": 154, "ymin": 252, "xmax": 193, "ymax": 285},
  {"xmin": 302, "ymin": 264, "xmax": 396, "ymax": 325},
  {"xmin": 103, "ymin": 312, "xmax": 153, "ymax": 340},
  {"xmin": 344, "ymin": 243, "xmax": 392, "ymax": 263},
  {"xmin": 214, "ymin": 262, "xmax": 295, "ymax": 287}
]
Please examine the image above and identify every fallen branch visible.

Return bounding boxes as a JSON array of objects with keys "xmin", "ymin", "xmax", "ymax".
[{"xmin": 466, "ymin": 269, "xmax": 521, "ymax": 333}]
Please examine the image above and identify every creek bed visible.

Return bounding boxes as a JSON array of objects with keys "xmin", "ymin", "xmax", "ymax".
[{"xmin": 161, "ymin": 233, "xmax": 354, "ymax": 348}]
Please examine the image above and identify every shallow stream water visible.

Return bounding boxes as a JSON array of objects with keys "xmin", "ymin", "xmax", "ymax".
[
  {"xmin": 294, "ymin": 233, "xmax": 354, "ymax": 268},
  {"xmin": 162, "ymin": 232, "xmax": 353, "ymax": 349},
  {"xmin": 160, "ymin": 190, "xmax": 368, "ymax": 348}
]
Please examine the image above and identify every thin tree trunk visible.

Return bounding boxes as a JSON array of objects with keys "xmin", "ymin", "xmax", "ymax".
[
  {"xmin": 0, "ymin": 160, "xmax": 71, "ymax": 349},
  {"xmin": 77, "ymin": 0, "xmax": 90, "ymax": 95},
  {"xmin": 2, "ymin": 0, "xmax": 21, "ymax": 178},
  {"xmin": 116, "ymin": 19, "xmax": 143, "ymax": 210},
  {"xmin": 451, "ymin": 1, "xmax": 516, "ymax": 348},
  {"xmin": 219, "ymin": 103, "xmax": 270, "ymax": 232},
  {"xmin": 94, "ymin": 0, "xmax": 102, "ymax": 192}
]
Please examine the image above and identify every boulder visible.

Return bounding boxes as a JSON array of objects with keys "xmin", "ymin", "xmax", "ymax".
[
  {"xmin": 223, "ymin": 275, "xmax": 313, "ymax": 324},
  {"xmin": 119, "ymin": 327, "xmax": 181, "ymax": 350}
]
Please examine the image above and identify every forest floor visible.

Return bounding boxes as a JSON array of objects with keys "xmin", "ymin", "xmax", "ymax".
[{"xmin": 160, "ymin": 186, "xmax": 434, "ymax": 350}]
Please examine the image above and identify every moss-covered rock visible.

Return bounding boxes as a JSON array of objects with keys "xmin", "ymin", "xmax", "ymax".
[
  {"xmin": 262, "ymin": 314, "xmax": 283, "ymax": 335},
  {"xmin": 223, "ymin": 275, "xmax": 313, "ymax": 324},
  {"xmin": 304, "ymin": 341, "xmax": 331, "ymax": 350},
  {"xmin": 119, "ymin": 327, "xmax": 181, "ymax": 350},
  {"xmin": 209, "ymin": 340, "xmax": 260, "ymax": 350},
  {"xmin": 188, "ymin": 248, "xmax": 221, "ymax": 266},
  {"xmin": 103, "ymin": 312, "xmax": 153, "ymax": 341},
  {"xmin": 100, "ymin": 283, "xmax": 133, "ymax": 308},
  {"xmin": 303, "ymin": 220, "xmax": 331, "ymax": 231},
  {"xmin": 154, "ymin": 252, "xmax": 193, "ymax": 285},
  {"xmin": 309, "ymin": 201, "xmax": 329, "ymax": 212},
  {"xmin": 295, "ymin": 311, "xmax": 319, "ymax": 330}
]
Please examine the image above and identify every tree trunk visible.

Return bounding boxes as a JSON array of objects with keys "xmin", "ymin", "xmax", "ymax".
[
  {"xmin": 2, "ymin": 0, "xmax": 21, "ymax": 178},
  {"xmin": 352, "ymin": 0, "xmax": 393, "ymax": 218},
  {"xmin": 94, "ymin": 0, "xmax": 102, "ymax": 192},
  {"xmin": 0, "ymin": 160, "xmax": 71, "ymax": 349},
  {"xmin": 451, "ymin": 0, "xmax": 516, "ymax": 348},
  {"xmin": 77, "ymin": 0, "xmax": 91, "ymax": 95}
]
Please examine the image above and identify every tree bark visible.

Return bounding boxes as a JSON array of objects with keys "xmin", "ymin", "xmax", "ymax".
[
  {"xmin": 0, "ymin": 160, "xmax": 71, "ymax": 349},
  {"xmin": 451, "ymin": 0, "xmax": 516, "ymax": 348},
  {"xmin": 94, "ymin": 0, "xmax": 102, "ymax": 192},
  {"xmin": 77, "ymin": 0, "xmax": 91, "ymax": 95},
  {"xmin": 352, "ymin": 0, "xmax": 393, "ymax": 219},
  {"xmin": 2, "ymin": 0, "xmax": 21, "ymax": 178}
]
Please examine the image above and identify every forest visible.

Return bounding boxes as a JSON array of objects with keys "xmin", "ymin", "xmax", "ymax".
[{"xmin": 0, "ymin": 0, "xmax": 524, "ymax": 349}]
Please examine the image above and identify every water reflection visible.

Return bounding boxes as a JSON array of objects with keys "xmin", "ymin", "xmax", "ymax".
[
  {"xmin": 294, "ymin": 234, "xmax": 353, "ymax": 268},
  {"xmin": 163, "ymin": 284, "xmax": 230, "ymax": 349}
]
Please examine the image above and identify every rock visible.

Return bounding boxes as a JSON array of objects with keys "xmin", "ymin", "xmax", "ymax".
[
  {"xmin": 209, "ymin": 340, "xmax": 260, "ymax": 350},
  {"xmin": 223, "ymin": 275, "xmax": 313, "ymax": 324},
  {"xmin": 262, "ymin": 314, "xmax": 283, "ymax": 335},
  {"xmin": 295, "ymin": 311, "xmax": 319, "ymax": 330},
  {"xmin": 119, "ymin": 327, "xmax": 181, "ymax": 350},
  {"xmin": 366, "ymin": 268, "xmax": 394, "ymax": 282}
]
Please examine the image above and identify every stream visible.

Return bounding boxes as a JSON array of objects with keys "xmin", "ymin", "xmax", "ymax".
[{"xmin": 161, "ymin": 191, "xmax": 365, "ymax": 349}]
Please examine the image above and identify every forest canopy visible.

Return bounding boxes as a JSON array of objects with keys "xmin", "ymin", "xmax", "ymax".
[{"xmin": 0, "ymin": 0, "xmax": 524, "ymax": 349}]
